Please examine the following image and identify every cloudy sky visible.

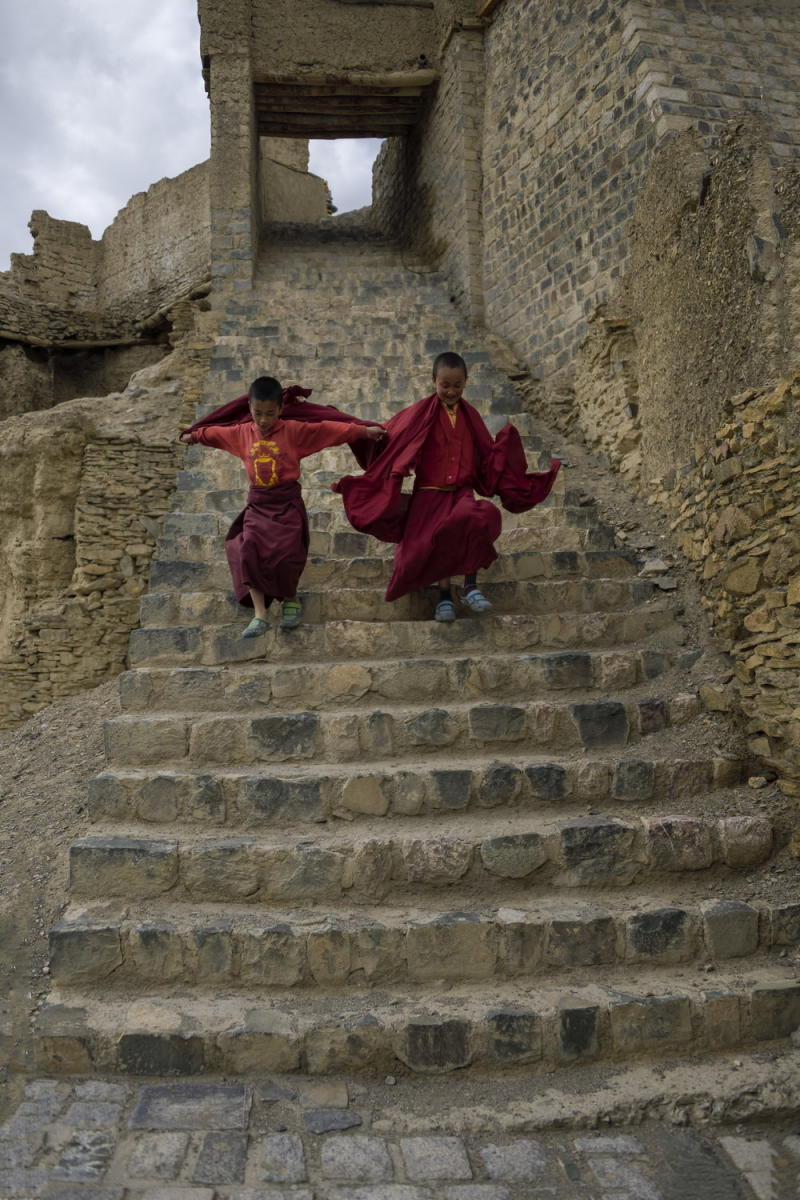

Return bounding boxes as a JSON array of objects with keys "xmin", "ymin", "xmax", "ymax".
[{"xmin": 0, "ymin": 0, "xmax": 381, "ymax": 268}]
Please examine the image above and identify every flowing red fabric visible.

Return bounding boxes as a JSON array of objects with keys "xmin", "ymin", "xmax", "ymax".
[
  {"xmin": 225, "ymin": 481, "xmax": 308, "ymax": 608},
  {"xmin": 386, "ymin": 486, "xmax": 502, "ymax": 601},
  {"xmin": 332, "ymin": 393, "xmax": 561, "ymax": 543},
  {"xmin": 183, "ymin": 386, "xmax": 382, "ymax": 470}
]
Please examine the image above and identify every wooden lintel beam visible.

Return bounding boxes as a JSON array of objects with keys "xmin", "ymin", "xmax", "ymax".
[
  {"xmin": 254, "ymin": 69, "xmax": 438, "ymax": 89},
  {"xmin": 255, "ymin": 84, "xmax": 427, "ymax": 99},
  {"xmin": 255, "ymin": 101, "xmax": 421, "ymax": 117},
  {"xmin": 258, "ymin": 122, "xmax": 413, "ymax": 138}
]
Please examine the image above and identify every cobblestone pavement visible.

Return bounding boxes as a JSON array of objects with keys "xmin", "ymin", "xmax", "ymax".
[{"xmin": 1, "ymin": 1076, "xmax": 799, "ymax": 1199}]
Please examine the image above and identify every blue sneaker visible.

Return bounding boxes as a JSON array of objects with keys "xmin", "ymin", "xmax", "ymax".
[
  {"xmin": 461, "ymin": 587, "xmax": 492, "ymax": 613},
  {"xmin": 434, "ymin": 599, "xmax": 456, "ymax": 622}
]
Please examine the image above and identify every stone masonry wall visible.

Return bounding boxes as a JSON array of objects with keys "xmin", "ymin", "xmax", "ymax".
[
  {"xmin": 480, "ymin": 0, "xmax": 800, "ymax": 383},
  {"xmin": 649, "ymin": 376, "xmax": 800, "ymax": 795},
  {"xmin": 0, "ymin": 301, "xmax": 214, "ymax": 728},
  {"xmin": 0, "ymin": 163, "xmax": 210, "ymax": 348}
]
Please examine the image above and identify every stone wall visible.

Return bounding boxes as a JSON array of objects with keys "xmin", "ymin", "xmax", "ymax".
[
  {"xmin": 261, "ymin": 158, "xmax": 329, "ymax": 224},
  {"xmin": 650, "ymin": 376, "xmax": 800, "ymax": 794},
  {"xmin": 562, "ymin": 122, "xmax": 800, "ymax": 791},
  {"xmin": 97, "ymin": 162, "xmax": 210, "ymax": 328},
  {"xmin": 0, "ymin": 301, "xmax": 214, "ymax": 729}
]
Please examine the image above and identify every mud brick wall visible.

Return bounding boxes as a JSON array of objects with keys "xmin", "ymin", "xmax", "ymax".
[{"xmin": 650, "ymin": 376, "xmax": 800, "ymax": 795}]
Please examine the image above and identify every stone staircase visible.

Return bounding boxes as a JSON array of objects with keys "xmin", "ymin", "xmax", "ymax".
[{"xmin": 36, "ymin": 232, "xmax": 800, "ymax": 1079}]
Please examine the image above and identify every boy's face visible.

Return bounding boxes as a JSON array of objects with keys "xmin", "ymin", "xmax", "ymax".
[
  {"xmin": 434, "ymin": 366, "xmax": 467, "ymax": 409},
  {"xmin": 250, "ymin": 397, "xmax": 282, "ymax": 435}
]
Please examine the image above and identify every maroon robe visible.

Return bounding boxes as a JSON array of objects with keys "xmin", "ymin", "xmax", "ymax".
[
  {"xmin": 225, "ymin": 482, "xmax": 308, "ymax": 608},
  {"xmin": 332, "ymin": 393, "xmax": 560, "ymax": 601}
]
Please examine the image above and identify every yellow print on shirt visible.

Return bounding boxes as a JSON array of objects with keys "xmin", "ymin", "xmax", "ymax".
[{"xmin": 252, "ymin": 439, "xmax": 280, "ymax": 487}]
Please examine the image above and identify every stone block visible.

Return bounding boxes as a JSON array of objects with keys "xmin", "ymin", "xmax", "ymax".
[
  {"xmin": 769, "ymin": 903, "xmax": 800, "ymax": 946},
  {"xmin": 546, "ymin": 909, "xmax": 617, "ymax": 967},
  {"xmin": 119, "ymin": 1035, "xmax": 206, "ymax": 1076},
  {"xmin": 128, "ymin": 1083, "xmax": 247, "ymax": 1131},
  {"xmin": 304, "ymin": 1017, "xmax": 386, "ymax": 1074},
  {"xmin": 479, "ymin": 833, "xmax": 547, "ymax": 878},
  {"xmin": 541, "ymin": 652, "xmax": 593, "ymax": 688},
  {"xmin": 638, "ymin": 698, "xmax": 668, "ymax": 734},
  {"xmin": 53, "ymin": 1130, "xmax": 115, "ymax": 1180},
  {"xmin": 320, "ymin": 1136, "xmax": 393, "ymax": 1182},
  {"xmin": 306, "ymin": 926, "xmax": 352, "ymax": 986},
  {"xmin": 340, "ymin": 776, "xmax": 388, "ymax": 817},
  {"xmin": 398, "ymin": 1018, "xmax": 473, "ymax": 1073},
  {"xmin": 719, "ymin": 815, "xmax": 773, "ymax": 866},
  {"xmin": 479, "ymin": 1140, "xmax": 546, "ymax": 1182},
  {"xmin": 558, "ymin": 1004, "xmax": 601, "ymax": 1060},
  {"xmin": 49, "ymin": 922, "xmax": 123, "ymax": 984},
  {"xmin": 400, "ymin": 839, "xmax": 472, "ymax": 885},
  {"xmin": 250, "ymin": 713, "xmax": 320, "ymax": 759},
  {"xmin": 182, "ymin": 840, "xmax": 259, "ymax": 900},
  {"xmin": 468, "ymin": 704, "xmax": 526, "ymax": 742},
  {"xmin": 259, "ymin": 1133, "xmax": 307, "ymax": 1183},
  {"xmin": 570, "ymin": 701, "xmax": 629, "ymax": 748},
  {"xmin": 406, "ymin": 708, "xmax": 455, "ymax": 746},
  {"xmin": 431, "ymin": 769, "xmax": 473, "ymax": 810},
  {"xmin": 126, "ymin": 1132, "xmax": 190, "ymax": 1180},
  {"xmin": 702, "ymin": 900, "xmax": 759, "ymax": 959},
  {"xmin": 524, "ymin": 763, "xmax": 567, "ymax": 801},
  {"xmin": 611, "ymin": 759, "xmax": 655, "ymax": 801},
  {"xmin": 265, "ymin": 846, "xmax": 345, "ymax": 901},
  {"xmin": 626, "ymin": 908, "xmax": 696, "ymax": 964},
  {"xmin": 609, "ymin": 995, "xmax": 693, "ymax": 1051},
  {"xmin": 62, "ymin": 1100, "xmax": 122, "ymax": 1127},
  {"xmin": 645, "ymin": 817, "xmax": 713, "ymax": 870},
  {"xmin": 555, "ymin": 817, "xmax": 639, "ymax": 884},
  {"xmin": 750, "ymin": 981, "xmax": 800, "ymax": 1040},
  {"xmin": 304, "ymin": 1110, "xmax": 363, "ymax": 1134},
  {"xmin": 192, "ymin": 1131, "xmax": 249, "ymax": 1185},
  {"xmin": 400, "ymin": 1136, "xmax": 472, "ymax": 1181},
  {"xmin": 702, "ymin": 991, "xmax": 742, "ymax": 1048},
  {"xmin": 70, "ymin": 837, "xmax": 178, "ymax": 899},
  {"xmin": 129, "ymin": 923, "xmax": 184, "ymax": 982},
  {"xmin": 475, "ymin": 763, "xmax": 524, "ymax": 808},
  {"xmin": 241, "ymin": 777, "xmax": 325, "ymax": 824},
  {"xmin": 485, "ymin": 1009, "xmax": 542, "ymax": 1064},
  {"xmin": 406, "ymin": 914, "xmax": 497, "ymax": 982}
]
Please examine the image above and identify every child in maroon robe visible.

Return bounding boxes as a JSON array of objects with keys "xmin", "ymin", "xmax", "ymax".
[
  {"xmin": 333, "ymin": 352, "xmax": 561, "ymax": 621},
  {"xmin": 180, "ymin": 376, "xmax": 384, "ymax": 634}
]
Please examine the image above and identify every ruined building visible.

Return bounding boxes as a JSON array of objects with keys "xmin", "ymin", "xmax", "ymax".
[{"xmin": 2, "ymin": 0, "xmax": 800, "ymax": 1079}]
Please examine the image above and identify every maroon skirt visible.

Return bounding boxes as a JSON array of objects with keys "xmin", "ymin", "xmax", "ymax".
[
  {"xmin": 225, "ymin": 481, "xmax": 309, "ymax": 607},
  {"xmin": 385, "ymin": 485, "xmax": 502, "ymax": 602}
]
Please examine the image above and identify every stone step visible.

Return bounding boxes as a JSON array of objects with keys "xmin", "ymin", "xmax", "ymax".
[
  {"xmin": 151, "ymin": 545, "xmax": 637, "ymax": 595},
  {"xmin": 103, "ymin": 690, "xmax": 700, "ymax": 767},
  {"xmin": 117, "ymin": 646, "xmax": 678, "ymax": 714},
  {"xmin": 132, "ymin": 606, "xmax": 682, "ymax": 669},
  {"xmin": 49, "ymin": 893, "xmax": 797, "ymax": 989},
  {"xmin": 33, "ymin": 967, "xmax": 800, "ymax": 1077},
  {"xmin": 87, "ymin": 755, "xmax": 749, "ymax": 830},
  {"xmin": 67, "ymin": 806, "xmax": 774, "ymax": 904},
  {"xmin": 143, "ymin": 577, "xmax": 656, "ymax": 630}
]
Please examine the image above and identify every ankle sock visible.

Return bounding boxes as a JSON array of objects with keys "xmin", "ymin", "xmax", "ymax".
[
  {"xmin": 439, "ymin": 587, "xmax": 453, "ymax": 602},
  {"xmin": 463, "ymin": 573, "xmax": 477, "ymax": 594}
]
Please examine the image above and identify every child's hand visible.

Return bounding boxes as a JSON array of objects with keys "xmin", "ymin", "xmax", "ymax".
[
  {"xmin": 178, "ymin": 431, "xmax": 194, "ymax": 444},
  {"xmin": 363, "ymin": 426, "xmax": 386, "ymax": 442}
]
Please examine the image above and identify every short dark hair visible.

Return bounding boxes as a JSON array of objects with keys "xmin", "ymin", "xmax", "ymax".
[
  {"xmin": 248, "ymin": 376, "xmax": 283, "ymax": 403},
  {"xmin": 432, "ymin": 351, "xmax": 468, "ymax": 379}
]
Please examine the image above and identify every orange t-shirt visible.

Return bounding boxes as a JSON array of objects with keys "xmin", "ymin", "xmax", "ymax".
[{"xmin": 192, "ymin": 418, "xmax": 363, "ymax": 487}]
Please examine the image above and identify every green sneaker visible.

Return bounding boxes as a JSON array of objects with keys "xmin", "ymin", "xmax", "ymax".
[
  {"xmin": 242, "ymin": 616, "xmax": 269, "ymax": 639},
  {"xmin": 280, "ymin": 599, "xmax": 303, "ymax": 630}
]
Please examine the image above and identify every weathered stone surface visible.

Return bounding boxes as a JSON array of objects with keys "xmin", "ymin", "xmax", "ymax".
[
  {"xmin": 547, "ymin": 910, "xmax": 616, "ymax": 967},
  {"xmin": 558, "ymin": 1004, "xmax": 601, "ymax": 1060},
  {"xmin": 570, "ymin": 701, "xmax": 629, "ymax": 748},
  {"xmin": 750, "ymin": 982, "xmax": 800, "ymax": 1040},
  {"xmin": 304, "ymin": 1110, "xmax": 363, "ymax": 1134},
  {"xmin": 609, "ymin": 995, "xmax": 693, "ymax": 1051},
  {"xmin": 126, "ymin": 1132, "xmax": 190, "ymax": 1180},
  {"xmin": 400, "ymin": 1136, "xmax": 472, "ymax": 1181},
  {"xmin": 398, "ymin": 1019, "xmax": 473, "ymax": 1073},
  {"xmin": 611, "ymin": 759, "xmax": 655, "ymax": 801},
  {"xmin": 399, "ymin": 839, "xmax": 472, "ymax": 885},
  {"xmin": 320, "ymin": 1136, "xmax": 393, "ymax": 1182},
  {"xmin": 406, "ymin": 914, "xmax": 496, "ymax": 981},
  {"xmin": 524, "ymin": 763, "xmax": 566, "ymax": 801},
  {"xmin": 645, "ymin": 817, "xmax": 713, "ymax": 871},
  {"xmin": 130, "ymin": 1083, "xmax": 251, "ymax": 1130},
  {"xmin": 718, "ymin": 816, "xmax": 773, "ymax": 866},
  {"xmin": 479, "ymin": 1140, "xmax": 546, "ymax": 1182},
  {"xmin": 479, "ymin": 833, "xmax": 547, "ymax": 878},
  {"xmin": 485, "ymin": 1009, "xmax": 542, "ymax": 1064},
  {"xmin": 626, "ymin": 908, "xmax": 696, "ymax": 964},
  {"xmin": 192, "ymin": 1131, "xmax": 249, "ymax": 1185},
  {"xmin": 702, "ymin": 900, "xmax": 759, "ymax": 959},
  {"xmin": 259, "ymin": 1133, "xmax": 307, "ymax": 1183}
]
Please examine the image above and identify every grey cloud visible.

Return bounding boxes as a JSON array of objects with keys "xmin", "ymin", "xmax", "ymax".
[{"xmin": 0, "ymin": 2, "xmax": 385, "ymax": 268}]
